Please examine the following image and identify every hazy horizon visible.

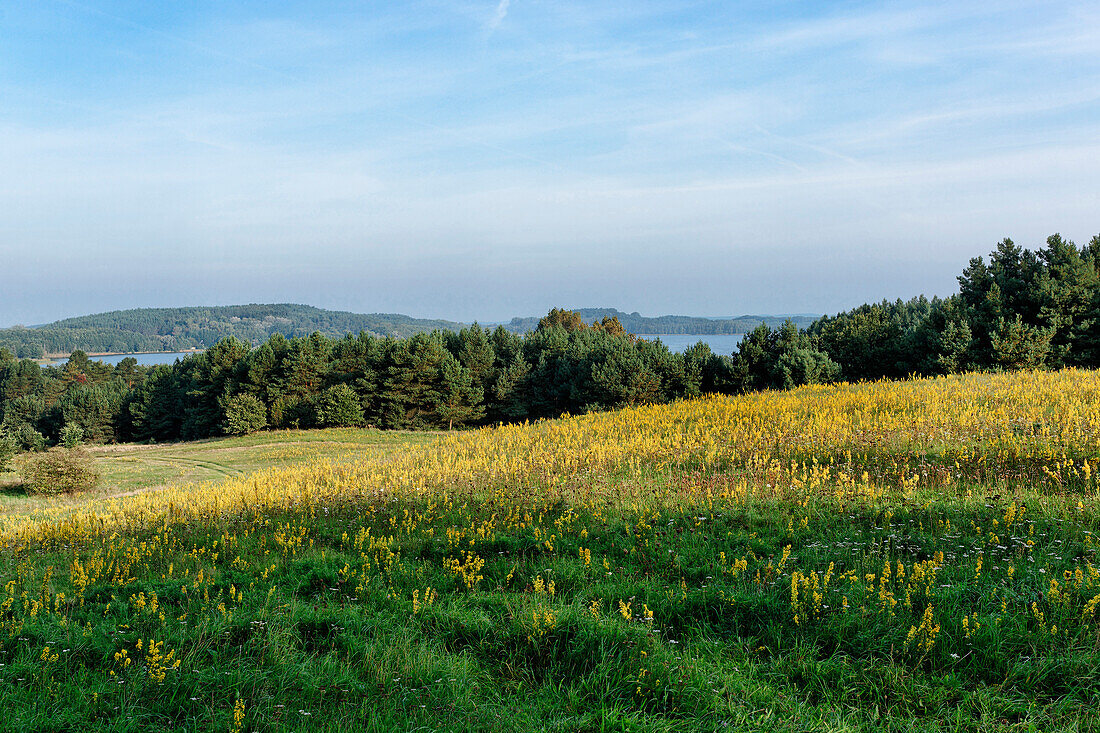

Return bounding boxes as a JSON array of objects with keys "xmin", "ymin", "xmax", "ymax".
[
  {"xmin": 1, "ymin": 303, "xmax": 828, "ymax": 331},
  {"xmin": 2, "ymin": 1, "xmax": 1097, "ymax": 326}
]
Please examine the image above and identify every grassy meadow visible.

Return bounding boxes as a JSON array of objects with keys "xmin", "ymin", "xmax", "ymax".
[
  {"xmin": 0, "ymin": 429, "xmax": 441, "ymax": 513},
  {"xmin": 5, "ymin": 370, "xmax": 1100, "ymax": 730}
]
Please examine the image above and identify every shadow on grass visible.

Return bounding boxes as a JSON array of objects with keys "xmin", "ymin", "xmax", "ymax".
[{"xmin": 0, "ymin": 476, "xmax": 28, "ymax": 496}]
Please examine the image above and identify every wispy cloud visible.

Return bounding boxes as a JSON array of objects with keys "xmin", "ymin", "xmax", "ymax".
[
  {"xmin": 486, "ymin": 0, "xmax": 510, "ymax": 32},
  {"xmin": 1, "ymin": 0, "xmax": 1099, "ymax": 324},
  {"xmin": 51, "ymin": 0, "xmax": 300, "ymax": 80}
]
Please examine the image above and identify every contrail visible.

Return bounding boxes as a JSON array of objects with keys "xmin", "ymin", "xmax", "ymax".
[{"xmin": 487, "ymin": 0, "xmax": 510, "ymax": 31}]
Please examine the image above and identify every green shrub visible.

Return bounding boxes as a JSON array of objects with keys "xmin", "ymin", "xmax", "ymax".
[
  {"xmin": 60, "ymin": 423, "xmax": 84, "ymax": 448},
  {"xmin": 314, "ymin": 384, "xmax": 365, "ymax": 428},
  {"xmin": 0, "ymin": 433, "xmax": 15, "ymax": 473},
  {"xmin": 223, "ymin": 393, "xmax": 268, "ymax": 435},
  {"xmin": 22, "ymin": 447, "xmax": 101, "ymax": 495},
  {"xmin": 0, "ymin": 418, "xmax": 46, "ymax": 452}
]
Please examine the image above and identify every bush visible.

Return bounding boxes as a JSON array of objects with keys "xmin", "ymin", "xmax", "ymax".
[
  {"xmin": 314, "ymin": 384, "xmax": 365, "ymax": 428},
  {"xmin": 223, "ymin": 394, "xmax": 268, "ymax": 435},
  {"xmin": 0, "ymin": 433, "xmax": 15, "ymax": 473},
  {"xmin": 22, "ymin": 447, "xmax": 101, "ymax": 495},
  {"xmin": 0, "ymin": 418, "xmax": 46, "ymax": 452},
  {"xmin": 60, "ymin": 423, "xmax": 84, "ymax": 448}
]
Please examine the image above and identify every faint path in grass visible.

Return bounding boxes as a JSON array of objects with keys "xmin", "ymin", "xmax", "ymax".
[{"xmin": 0, "ymin": 428, "xmax": 443, "ymax": 514}]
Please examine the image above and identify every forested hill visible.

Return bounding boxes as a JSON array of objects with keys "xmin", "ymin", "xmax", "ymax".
[
  {"xmin": 0, "ymin": 305, "xmax": 466, "ymax": 358},
  {"xmin": 502, "ymin": 308, "xmax": 819, "ymax": 335},
  {"xmin": 0, "ymin": 304, "xmax": 820, "ymax": 359}
]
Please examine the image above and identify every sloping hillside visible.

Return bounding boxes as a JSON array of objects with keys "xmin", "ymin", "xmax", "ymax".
[{"xmin": 0, "ymin": 304, "xmax": 467, "ymax": 357}]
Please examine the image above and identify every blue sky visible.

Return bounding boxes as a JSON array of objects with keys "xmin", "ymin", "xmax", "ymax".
[{"xmin": 1, "ymin": 1, "xmax": 1098, "ymax": 325}]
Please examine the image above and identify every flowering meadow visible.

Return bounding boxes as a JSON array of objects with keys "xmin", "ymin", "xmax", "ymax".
[{"xmin": 5, "ymin": 369, "xmax": 1100, "ymax": 730}]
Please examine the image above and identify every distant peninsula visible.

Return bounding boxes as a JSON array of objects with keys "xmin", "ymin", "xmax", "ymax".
[
  {"xmin": 0, "ymin": 304, "xmax": 818, "ymax": 359},
  {"xmin": 499, "ymin": 308, "xmax": 818, "ymax": 335}
]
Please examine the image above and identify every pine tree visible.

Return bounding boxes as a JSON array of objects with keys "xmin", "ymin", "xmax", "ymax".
[
  {"xmin": 128, "ymin": 365, "xmax": 183, "ymax": 441},
  {"xmin": 436, "ymin": 355, "xmax": 484, "ymax": 429},
  {"xmin": 454, "ymin": 325, "xmax": 496, "ymax": 398},
  {"xmin": 990, "ymin": 315, "xmax": 1053, "ymax": 370},
  {"xmin": 1036, "ymin": 234, "xmax": 1097, "ymax": 367}
]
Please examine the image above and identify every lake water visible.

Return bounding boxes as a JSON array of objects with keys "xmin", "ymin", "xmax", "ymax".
[
  {"xmin": 46, "ymin": 351, "xmax": 200, "ymax": 367},
  {"xmin": 41, "ymin": 336, "xmax": 742, "ymax": 368},
  {"xmin": 635, "ymin": 334, "xmax": 744, "ymax": 354}
]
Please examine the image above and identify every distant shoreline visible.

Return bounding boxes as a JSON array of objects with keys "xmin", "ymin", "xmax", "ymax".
[
  {"xmin": 38, "ymin": 349, "xmax": 203, "ymax": 363},
  {"xmin": 34, "ymin": 337, "xmax": 747, "ymax": 362}
]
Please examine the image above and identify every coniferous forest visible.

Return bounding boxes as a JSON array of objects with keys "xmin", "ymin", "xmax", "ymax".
[
  {"xmin": 0, "ymin": 233, "xmax": 1097, "ymax": 455},
  {"xmin": 0, "ymin": 304, "xmax": 467, "ymax": 359},
  {"xmin": 0, "ymin": 304, "xmax": 813, "ymax": 359}
]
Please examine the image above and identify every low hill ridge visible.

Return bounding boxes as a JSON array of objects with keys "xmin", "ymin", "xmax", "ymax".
[
  {"xmin": 501, "ymin": 308, "xmax": 818, "ymax": 335},
  {"xmin": 0, "ymin": 304, "xmax": 809, "ymax": 358},
  {"xmin": 0, "ymin": 304, "xmax": 465, "ymax": 358}
]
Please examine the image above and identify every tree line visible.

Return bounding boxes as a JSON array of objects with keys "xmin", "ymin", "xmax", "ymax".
[
  {"xmin": 502, "ymin": 308, "xmax": 817, "ymax": 335},
  {"xmin": 0, "ymin": 304, "xmax": 465, "ymax": 358},
  {"xmin": 0, "ymin": 303, "xmax": 813, "ymax": 359},
  {"xmin": 1, "ymin": 232, "xmax": 1097, "ymax": 458},
  {"xmin": 0, "ymin": 310, "xmax": 732, "ymax": 452},
  {"xmin": 809, "ymin": 234, "xmax": 1100, "ymax": 381}
]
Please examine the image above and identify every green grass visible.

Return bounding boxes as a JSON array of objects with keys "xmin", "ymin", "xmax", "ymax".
[
  {"xmin": 4, "ymin": 476, "xmax": 1100, "ymax": 730},
  {"xmin": 5, "ymin": 403, "xmax": 1100, "ymax": 729},
  {"xmin": 0, "ymin": 482, "xmax": 1095, "ymax": 726},
  {"xmin": 0, "ymin": 428, "xmax": 441, "ymax": 514}
]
